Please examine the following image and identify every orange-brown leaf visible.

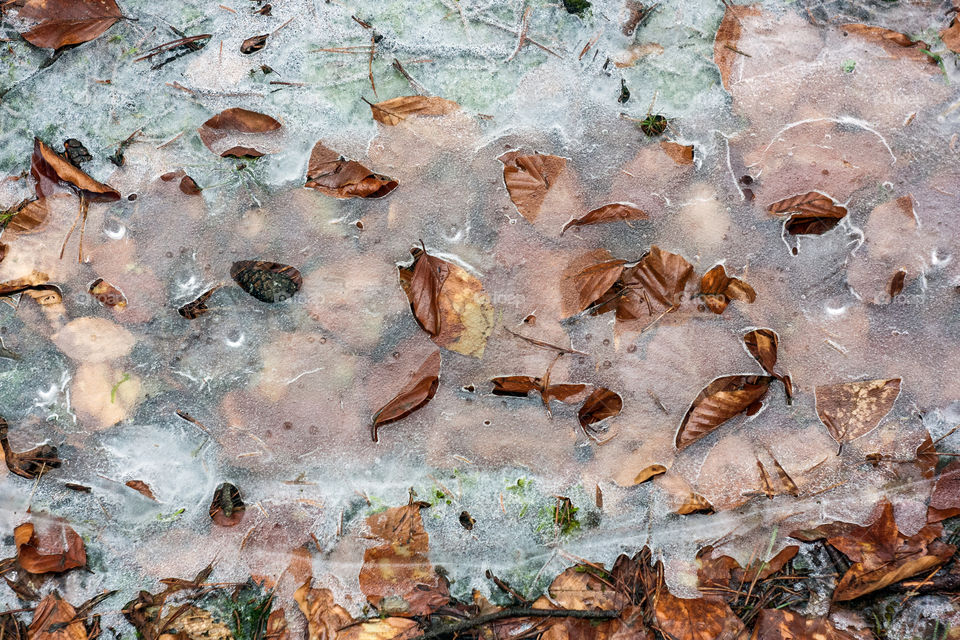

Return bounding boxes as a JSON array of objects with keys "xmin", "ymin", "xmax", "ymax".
[
  {"xmin": 371, "ymin": 351, "xmax": 441, "ymax": 442},
  {"xmin": 767, "ymin": 192, "xmax": 848, "ymax": 236},
  {"xmin": 815, "ymin": 378, "xmax": 901, "ymax": 446},
  {"xmin": 28, "ymin": 593, "xmax": 87, "ymax": 640},
  {"xmin": 841, "ymin": 24, "xmax": 935, "ymax": 66},
  {"xmin": 18, "ymin": 0, "xmax": 122, "ymax": 49},
  {"xmin": 676, "ymin": 375, "xmax": 773, "ymax": 450},
  {"xmin": 369, "ymin": 96, "xmax": 461, "ymax": 126},
  {"xmin": 560, "ymin": 203, "xmax": 648, "ymax": 235},
  {"xmin": 197, "ymin": 108, "xmax": 282, "ymax": 157},
  {"xmin": 578, "ymin": 387, "xmax": 623, "ymax": 441},
  {"xmin": 750, "ymin": 609, "xmax": 860, "ymax": 640},
  {"xmin": 660, "ymin": 141, "xmax": 694, "ymax": 165},
  {"xmin": 619, "ymin": 246, "xmax": 694, "ymax": 319},
  {"xmin": 14, "ymin": 520, "xmax": 86, "ymax": 574},
  {"xmin": 305, "ymin": 142, "xmax": 398, "ymax": 199},
  {"xmin": 569, "ymin": 259, "xmax": 626, "ymax": 314},
  {"xmin": 499, "ymin": 151, "xmax": 567, "ymax": 222},
  {"xmin": 89, "ymin": 279, "xmax": 127, "ymax": 309},
  {"xmin": 406, "ymin": 249, "xmax": 450, "ymax": 337},
  {"xmin": 125, "ymin": 480, "xmax": 156, "ymax": 500},
  {"xmin": 31, "ymin": 138, "xmax": 120, "ymax": 201},
  {"xmin": 699, "ymin": 264, "xmax": 755, "ymax": 314},
  {"xmin": 713, "ymin": 3, "xmax": 762, "ymax": 90},
  {"xmin": 928, "ymin": 460, "xmax": 960, "ymax": 524},
  {"xmin": 654, "ymin": 591, "xmax": 744, "ymax": 640},
  {"xmin": 294, "ymin": 583, "xmax": 354, "ymax": 640}
]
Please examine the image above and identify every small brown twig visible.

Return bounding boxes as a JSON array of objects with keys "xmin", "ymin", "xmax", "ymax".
[{"xmin": 410, "ymin": 608, "xmax": 619, "ymax": 640}]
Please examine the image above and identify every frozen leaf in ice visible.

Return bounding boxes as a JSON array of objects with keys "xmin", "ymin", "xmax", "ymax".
[
  {"xmin": 31, "ymin": 138, "xmax": 120, "ymax": 201},
  {"xmin": 499, "ymin": 150, "xmax": 568, "ymax": 222},
  {"xmin": 398, "ymin": 250, "xmax": 494, "ymax": 357},
  {"xmin": 713, "ymin": 3, "xmax": 762, "ymax": 90},
  {"xmin": 815, "ymin": 378, "xmax": 901, "ymax": 447},
  {"xmin": 653, "ymin": 590, "xmax": 743, "ymax": 640},
  {"xmin": 53, "ymin": 317, "xmax": 135, "ymax": 362},
  {"xmin": 928, "ymin": 460, "xmax": 960, "ymax": 523},
  {"xmin": 578, "ymin": 388, "xmax": 623, "ymax": 441},
  {"xmin": 125, "ymin": 480, "xmax": 157, "ymax": 501},
  {"xmin": 358, "ymin": 502, "xmax": 449, "ymax": 615},
  {"xmin": 841, "ymin": 24, "xmax": 936, "ymax": 67},
  {"xmin": 676, "ymin": 375, "xmax": 773, "ymax": 450},
  {"xmin": 560, "ymin": 203, "xmax": 648, "ymax": 235},
  {"xmin": 368, "ymin": 96, "xmax": 461, "ymax": 126},
  {"xmin": 490, "ymin": 375, "xmax": 541, "ymax": 397},
  {"xmin": 14, "ymin": 520, "xmax": 86, "ymax": 574},
  {"xmin": 632, "ymin": 464, "xmax": 667, "ymax": 485},
  {"xmin": 616, "ymin": 246, "xmax": 694, "ymax": 321},
  {"xmin": 28, "ymin": 594, "xmax": 86, "ymax": 640},
  {"xmin": 546, "ymin": 565, "xmax": 628, "ymax": 611},
  {"xmin": 750, "ymin": 609, "xmax": 860, "ymax": 640},
  {"xmin": 337, "ymin": 619, "xmax": 418, "ymax": 640},
  {"xmin": 1, "ymin": 416, "xmax": 61, "ymax": 479},
  {"xmin": 305, "ymin": 142, "xmax": 398, "ymax": 199},
  {"xmin": 941, "ymin": 17, "xmax": 960, "ymax": 54},
  {"xmin": 160, "ymin": 170, "xmax": 201, "ymax": 195},
  {"xmin": 566, "ymin": 258, "xmax": 626, "ymax": 315},
  {"xmin": 178, "ymin": 286, "xmax": 223, "ymax": 319},
  {"xmin": 827, "ymin": 500, "xmax": 955, "ymax": 601},
  {"xmin": 371, "ymin": 350, "xmax": 441, "ymax": 442},
  {"xmin": 231, "ymin": 261, "xmax": 302, "ymax": 303},
  {"xmin": 698, "ymin": 264, "xmax": 755, "ymax": 314},
  {"xmin": 743, "ymin": 329, "xmax": 793, "ymax": 402},
  {"xmin": 17, "ymin": 0, "xmax": 122, "ymax": 50},
  {"xmin": 771, "ymin": 458, "xmax": 799, "ymax": 497},
  {"xmin": 209, "ymin": 482, "xmax": 245, "ymax": 527},
  {"xmin": 767, "ymin": 192, "xmax": 847, "ymax": 236},
  {"xmin": 294, "ymin": 583, "xmax": 354, "ymax": 640},
  {"xmin": 676, "ymin": 492, "xmax": 714, "ymax": 515},
  {"xmin": 197, "ymin": 108, "xmax": 281, "ymax": 158},
  {"xmin": 88, "ymin": 279, "xmax": 127, "ymax": 309},
  {"xmin": 241, "ymin": 34, "xmax": 268, "ymax": 54},
  {"xmin": 1, "ymin": 196, "xmax": 62, "ymax": 234},
  {"xmin": 660, "ymin": 141, "xmax": 694, "ymax": 165}
]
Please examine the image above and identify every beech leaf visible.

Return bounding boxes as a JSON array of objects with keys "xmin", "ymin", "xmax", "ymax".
[
  {"xmin": 498, "ymin": 150, "xmax": 567, "ymax": 222},
  {"xmin": 14, "ymin": 520, "xmax": 87, "ymax": 574},
  {"xmin": 750, "ymin": 609, "xmax": 860, "ymax": 640},
  {"xmin": 659, "ymin": 141, "xmax": 694, "ymax": 165},
  {"xmin": 568, "ymin": 259, "xmax": 626, "ymax": 315},
  {"xmin": 743, "ymin": 329, "xmax": 793, "ymax": 402},
  {"xmin": 305, "ymin": 142, "xmax": 398, "ymax": 199},
  {"xmin": 767, "ymin": 192, "xmax": 848, "ymax": 236},
  {"xmin": 368, "ymin": 96, "xmax": 461, "ymax": 126},
  {"xmin": 372, "ymin": 351, "xmax": 441, "ymax": 442},
  {"xmin": 815, "ymin": 378, "xmax": 901, "ymax": 447},
  {"xmin": 197, "ymin": 108, "xmax": 282, "ymax": 157},
  {"xmin": 578, "ymin": 387, "xmax": 623, "ymax": 441},
  {"xmin": 698, "ymin": 264, "xmax": 755, "ymax": 314},
  {"xmin": 31, "ymin": 138, "xmax": 120, "ymax": 201},
  {"xmin": 17, "ymin": 0, "xmax": 122, "ymax": 50},
  {"xmin": 28, "ymin": 594, "xmax": 87, "ymax": 640},
  {"xmin": 560, "ymin": 203, "xmax": 648, "ymax": 235},
  {"xmin": 676, "ymin": 375, "xmax": 773, "ymax": 450},
  {"xmin": 406, "ymin": 248, "xmax": 450, "ymax": 337}
]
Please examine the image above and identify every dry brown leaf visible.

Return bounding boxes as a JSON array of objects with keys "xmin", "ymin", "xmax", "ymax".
[
  {"xmin": 336, "ymin": 619, "xmax": 418, "ymax": 640},
  {"xmin": 676, "ymin": 375, "xmax": 773, "ymax": 450},
  {"xmin": 568, "ymin": 259, "xmax": 627, "ymax": 315},
  {"xmin": 698, "ymin": 264, "xmax": 755, "ymax": 314},
  {"xmin": 0, "ymin": 416, "xmax": 61, "ymax": 479},
  {"xmin": 125, "ymin": 480, "xmax": 156, "ymax": 500},
  {"xmin": 615, "ymin": 246, "xmax": 694, "ymax": 321},
  {"xmin": 31, "ymin": 138, "xmax": 120, "ymax": 201},
  {"xmin": 560, "ymin": 203, "xmax": 648, "ymax": 235},
  {"xmin": 499, "ymin": 150, "xmax": 568, "ymax": 222},
  {"xmin": 371, "ymin": 350, "xmax": 441, "ymax": 442},
  {"xmin": 197, "ymin": 108, "xmax": 281, "ymax": 157},
  {"xmin": 305, "ymin": 142, "xmax": 398, "ymax": 199},
  {"xmin": 742, "ymin": 329, "xmax": 793, "ymax": 402},
  {"xmin": 89, "ymin": 279, "xmax": 127, "ymax": 309},
  {"xmin": 827, "ymin": 500, "xmax": 956, "ymax": 601},
  {"xmin": 404, "ymin": 248, "xmax": 450, "ymax": 337},
  {"xmin": 815, "ymin": 378, "xmax": 901, "ymax": 448},
  {"xmin": 942, "ymin": 18, "xmax": 960, "ymax": 54},
  {"xmin": 654, "ymin": 590, "xmax": 744, "ymax": 640},
  {"xmin": 14, "ymin": 520, "xmax": 87, "ymax": 574},
  {"xmin": 660, "ymin": 141, "xmax": 694, "ymax": 165},
  {"xmin": 749, "ymin": 609, "xmax": 860, "ymax": 640},
  {"xmin": 368, "ymin": 96, "xmax": 461, "ymax": 126},
  {"xmin": 1, "ymin": 196, "xmax": 65, "ymax": 234},
  {"xmin": 398, "ymin": 251, "xmax": 494, "ymax": 357},
  {"xmin": 546, "ymin": 565, "xmax": 628, "ymax": 611},
  {"xmin": 927, "ymin": 460, "xmax": 960, "ymax": 523},
  {"xmin": 17, "ymin": 0, "xmax": 122, "ymax": 50},
  {"xmin": 358, "ymin": 502, "xmax": 449, "ymax": 616},
  {"xmin": 578, "ymin": 387, "xmax": 623, "ymax": 441},
  {"xmin": 676, "ymin": 492, "xmax": 715, "ymax": 516},
  {"xmin": 633, "ymin": 464, "xmax": 667, "ymax": 485},
  {"xmin": 28, "ymin": 593, "xmax": 86, "ymax": 640},
  {"xmin": 841, "ymin": 24, "xmax": 936, "ymax": 67},
  {"xmin": 294, "ymin": 583, "xmax": 354, "ymax": 640},
  {"xmin": 713, "ymin": 3, "xmax": 762, "ymax": 90},
  {"xmin": 767, "ymin": 192, "xmax": 848, "ymax": 236}
]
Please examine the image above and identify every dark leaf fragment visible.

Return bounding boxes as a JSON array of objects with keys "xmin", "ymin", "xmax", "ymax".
[
  {"xmin": 230, "ymin": 261, "xmax": 302, "ymax": 303},
  {"xmin": 209, "ymin": 482, "xmax": 245, "ymax": 527},
  {"xmin": 1, "ymin": 416, "xmax": 62, "ymax": 479}
]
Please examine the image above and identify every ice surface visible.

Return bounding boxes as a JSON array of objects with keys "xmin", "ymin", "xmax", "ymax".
[{"xmin": 1, "ymin": 0, "xmax": 960, "ymax": 636}]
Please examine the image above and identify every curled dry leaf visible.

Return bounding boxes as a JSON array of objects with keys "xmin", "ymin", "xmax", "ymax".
[
  {"xmin": 743, "ymin": 329, "xmax": 793, "ymax": 402},
  {"xmin": 31, "ymin": 138, "xmax": 120, "ymax": 201},
  {"xmin": 633, "ymin": 464, "xmax": 667, "ymax": 485},
  {"xmin": 660, "ymin": 141, "xmax": 694, "ymax": 165},
  {"xmin": 371, "ymin": 350, "xmax": 441, "ymax": 442},
  {"xmin": 397, "ymin": 250, "xmax": 494, "ymax": 358},
  {"xmin": 841, "ymin": 24, "xmax": 936, "ymax": 67},
  {"xmin": 676, "ymin": 375, "xmax": 773, "ymax": 450},
  {"xmin": 814, "ymin": 378, "xmax": 901, "ymax": 448},
  {"xmin": 567, "ymin": 258, "xmax": 626, "ymax": 315},
  {"xmin": 1, "ymin": 196, "xmax": 63, "ymax": 234},
  {"xmin": 14, "ymin": 520, "xmax": 87, "ymax": 574},
  {"xmin": 197, "ymin": 108, "xmax": 282, "ymax": 157},
  {"xmin": 767, "ymin": 192, "xmax": 848, "ymax": 236},
  {"xmin": 826, "ymin": 500, "xmax": 955, "ymax": 601},
  {"xmin": 698, "ymin": 545, "xmax": 799, "ymax": 598},
  {"xmin": 294, "ymin": 582, "xmax": 354, "ymax": 640},
  {"xmin": 749, "ymin": 609, "xmax": 860, "ymax": 640},
  {"xmin": 615, "ymin": 246, "xmax": 694, "ymax": 322},
  {"xmin": 560, "ymin": 203, "xmax": 648, "ymax": 235},
  {"xmin": 305, "ymin": 142, "xmax": 398, "ymax": 199},
  {"xmin": 209, "ymin": 482, "xmax": 245, "ymax": 527},
  {"xmin": 178, "ymin": 286, "xmax": 223, "ymax": 319},
  {"xmin": 698, "ymin": 264, "xmax": 755, "ymax": 314},
  {"xmin": 28, "ymin": 593, "xmax": 87, "ymax": 640},
  {"xmin": 547, "ymin": 565, "xmax": 628, "ymax": 611},
  {"xmin": 942, "ymin": 17, "xmax": 960, "ymax": 54},
  {"xmin": 577, "ymin": 387, "xmax": 623, "ymax": 441},
  {"xmin": 927, "ymin": 460, "xmax": 960, "ymax": 523},
  {"xmin": 89, "ymin": 278, "xmax": 127, "ymax": 309},
  {"xmin": 368, "ymin": 96, "xmax": 461, "ymax": 126},
  {"xmin": 0, "ymin": 416, "xmax": 61, "ymax": 479},
  {"xmin": 241, "ymin": 34, "xmax": 269, "ymax": 54},
  {"xmin": 654, "ymin": 590, "xmax": 744, "ymax": 640},
  {"xmin": 499, "ymin": 150, "xmax": 568, "ymax": 222},
  {"xmin": 231, "ymin": 261, "xmax": 302, "ymax": 303},
  {"xmin": 358, "ymin": 502, "xmax": 449, "ymax": 616},
  {"xmin": 125, "ymin": 480, "xmax": 157, "ymax": 500},
  {"xmin": 17, "ymin": 0, "xmax": 122, "ymax": 50},
  {"xmin": 676, "ymin": 492, "xmax": 715, "ymax": 515}
]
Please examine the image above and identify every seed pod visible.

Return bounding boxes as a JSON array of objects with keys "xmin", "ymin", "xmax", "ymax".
[
  {"xmin": 230, "ymin": 261, "xmax": 302, "ymax": 303},
  {"xmin": 209, "ymin": 482, "xmax": 245, "ymax": 527}
]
